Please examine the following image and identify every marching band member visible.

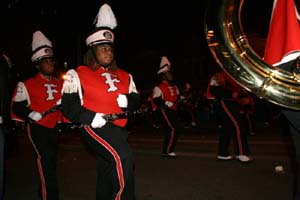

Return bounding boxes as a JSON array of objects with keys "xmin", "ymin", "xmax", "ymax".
[
  {"xmin": 208, "ymin": 70, "xmax": 252, "ymax": 163},
  {"xmin": 152, "ymin": 56, "xmax": 181, "ymax": 157},
  {"xmin": 11, "ymin": 31, "xmax": 62, "ymax": 200},
  {"xmin": 61, "ymin": 4, "xmax": 140, "ymax": 200}
]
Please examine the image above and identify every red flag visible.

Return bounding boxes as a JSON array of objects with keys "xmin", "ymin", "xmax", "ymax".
[{"xmin": 264, "ymin": 0, "xmax": 300, "ymax": 66}]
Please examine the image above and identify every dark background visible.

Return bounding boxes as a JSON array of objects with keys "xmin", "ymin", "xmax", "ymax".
[{"xmin": 0, "ymin": 0, "xmax": 273, "ymax": 92}]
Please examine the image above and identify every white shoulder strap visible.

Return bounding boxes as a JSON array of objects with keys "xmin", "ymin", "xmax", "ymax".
[{"xmin": 62, "ymin": 69, "xmax": 83, "ymax": 105}]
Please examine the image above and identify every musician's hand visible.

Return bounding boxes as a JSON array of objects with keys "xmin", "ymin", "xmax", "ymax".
[
  {"xmin": 117, "ymin": 94, "xmax": 128, "ymax": 108},
  {"xmin": 28, "ymin": 111, "xmax": 43, "ymax": 121},
  {"xmin": 165, "ymin": 101, "xmax": 174, "ymax": 108},
  {"xmin": 56, "ymin": 98, "xmax": 62, "ymax": 105},
  {"xmin": 91, "ymin": 113, "xmax": 107, "ymax": 128}
]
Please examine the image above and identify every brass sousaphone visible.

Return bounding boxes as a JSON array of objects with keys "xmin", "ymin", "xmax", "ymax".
[{"xmin": 205, "ymin": 0, "xmax": 300, "ymax": 110}]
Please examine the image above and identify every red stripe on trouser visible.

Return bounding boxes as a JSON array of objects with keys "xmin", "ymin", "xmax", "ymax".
[
  {"xmin": 161, "ymin": 108, "xmax": 175, "ymax": 153},
  {"xmin": 27, "ymin": 124, "xmax": 47, "ymax": 200},
  {"xmin": 220, "ymin": 100, "xmax": 243, "ymax": 155},
  {"xmin": 246, "ymin": 114, "xmax": 253, "ymax": 132},
  {"xmin": 186, "ymin": 107, "xmax": 196, "ymax": 123},
  {"xmin": 84, "ymin": 125, "xmax": 124, "ymax": 200}
]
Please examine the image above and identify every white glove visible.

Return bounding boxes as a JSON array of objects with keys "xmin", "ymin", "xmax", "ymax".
[
  {"xmin": 91, "ymin": 113, "xmax": 107, "ymax": 128},
  {"xmin": 28, "ymin": 111, "xmax": 43, "ymax": 121},
  {"xmin": 165, "ymin": 101, "xmax": 174, "ymax": 108},
  {"xmin": 117, "ymin": 94, "xmax": 128, "ymax": 108},
  {"xmin": 56, "ymin": 98, "xmax": 62, "ymax": 105}
]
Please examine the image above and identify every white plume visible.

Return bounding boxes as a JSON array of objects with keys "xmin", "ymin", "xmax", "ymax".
[
  {"xmin": 160, "ymin": 56, "xmax": 171, "ymax": 68},
  {"xmin": 31, "ymin": 31, "xmax": 52, "ymax": 51},
  {"xmin": 94, "ymin": 4, "xmax": 117, "ymax": 29}
]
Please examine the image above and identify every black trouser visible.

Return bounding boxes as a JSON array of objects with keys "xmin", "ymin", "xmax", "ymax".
[
  {"xmin": 281, "ymin": 110, "xmax": 300, "ymax": 200},
  {"xmin": 159, "ymin": 108, "xmax": 180, "ymax": 154},
  {"xmin": 245, "ymin": 112, "xmax": 255, "ymax": 134},
  {"xmin": 151, "ymin": 109, "xmax": 161, "ymax": 127},
  {"xmin": 215, "ymin": 100, "xmax": 249, "ymax": 156},
  {"xmin": 0, "ymin": 127, "xmax": 4, "ymax": 200},
  {"xmin": 27, "ymin": 123, "xmax": 59, "ymax": 200},
  {"xmin": 182, "ymin": 103, "xmax": 196, "ymax": 125},
  {"xmin": 80, "ymin": 123, "xmax": 135, "ymax": 200}
]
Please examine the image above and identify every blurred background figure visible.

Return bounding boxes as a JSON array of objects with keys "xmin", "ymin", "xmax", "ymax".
[
  {"xmin": 0, "ymin": 50, "xmax": 15, "ymax": 200},
  {"xmin": 152, "ymin": 56, "xmax": 181, "ymax": 157},
  {"xmin": 146, "ymin": 88, "xmax": 161, "ymax": 129},
  {"xmin": 239, "ymin": 89, "xmax": 256, "ymax": 136},
  {"xmin": 179, "ymin": 82, "xmax": 197, "ymax": 128},
  {"xmin": 208, "ymin": 70, "xmax": 252, "ymax": 163}
]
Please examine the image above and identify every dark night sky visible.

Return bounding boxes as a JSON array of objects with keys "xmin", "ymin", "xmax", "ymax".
[{"xmin": 0, "ymin": 0, "xmax": 273, "ymax": 91}]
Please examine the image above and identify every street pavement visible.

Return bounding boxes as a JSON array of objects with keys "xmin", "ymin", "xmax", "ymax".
[{"xmin": 3, "ymin": 117, "xmax": 296, "ymax": 200}]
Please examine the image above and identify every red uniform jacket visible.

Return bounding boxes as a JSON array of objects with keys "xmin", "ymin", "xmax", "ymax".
[
  {"xmin": 11, "ymin": 73, "xmax": 63, "ymax": 128},
  {"xmin": 77, "ymin": 66, "xmax": 131, "ymax": 127},
  {"xmin": 157, "ymin": 82, "xmax": 179, "ymax": 111}
]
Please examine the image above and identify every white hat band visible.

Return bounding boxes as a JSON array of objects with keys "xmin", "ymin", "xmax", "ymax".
[
  {"xmin": 157, "ymin": 65, "xmax": 170, "ymax": 74},
  {"xmin": 86, "ymin": 29, "xmax": 114, "ymax": 46},
  {"xmin": 31, "ymin": 47, "xmax": 53, "ymax": 62}
]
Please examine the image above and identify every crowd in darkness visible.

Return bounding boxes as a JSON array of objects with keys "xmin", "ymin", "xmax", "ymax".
[{"xmin": 124, "ymin": 80, "xmax": 284, "ymax": 137}]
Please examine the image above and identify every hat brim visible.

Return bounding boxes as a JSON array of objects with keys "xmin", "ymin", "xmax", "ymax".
[
  {"xmin": 86, "ymin": 28, "xmax": 114, "ymax": 46},
  {"xmin": 31, "ymin": 46, "xmax": 53, "ymax": 62}
]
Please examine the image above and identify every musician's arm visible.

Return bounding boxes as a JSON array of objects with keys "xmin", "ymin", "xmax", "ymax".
[
  {"xmin": 12, "ymin": 101, "xmax": 31, "ymax": 120},
  {"xmin": 152, "ymin": 86, "xmax": 165, "ymax": 107},
  {"xmin": 61, "ymin": 69, "xmax": 96, "ymax": 125},
  {"xmin": 125, "ymin": 74, "xmax": 141, "ymax": 111},
  {"xmin": 125, "ymin": 93, "xmax": 140, "ymax": 111},
  {"xmin": 11, "ymin": 82, "xmax": 32, "ymax": 120},
  {"xmin": 62, "ymin": 91, "xmax": 96, "ymax": 125}
]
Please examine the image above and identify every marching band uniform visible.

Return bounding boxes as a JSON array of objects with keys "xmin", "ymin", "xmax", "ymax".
[
  {"xmin": 239, "ymin": 89, "xmax": 256, "ymax": 135},
  {"xmin": 146, "ymin": 90, "xmax": 161, "ymax": 129},
  {"xmin": 152, "ymin": 56, "xmax": 181, "ymax": 157},
  {"xmin": 180, "ymin": 82, "xmax": 197, "ymax": 127},
  {"xmin": 11, "ymin": 31, "xmax": 62, "ymax": 200},
  {"xmin": 208, "ymin": 70, "xmax": 251, "ymax": 162},
  {"xmin": 61, "ymin": 4, "xmax": 140, "ymax": 200},
  {"xmin": 0, "ymin": 51, "xmax": 13, "ymax": 200},
  {"xmin": 277, "ymin": 57, "xmax": 300, "ymax": 200}
]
